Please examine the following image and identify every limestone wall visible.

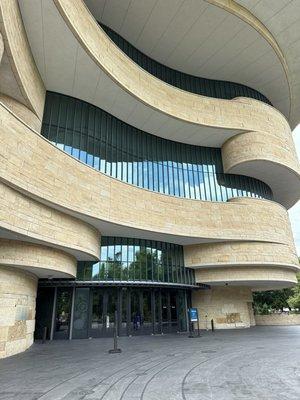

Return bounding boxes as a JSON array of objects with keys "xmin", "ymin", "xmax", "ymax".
[
  {"xmin": 195, "ymin": 267, "xmax": 298, "ymax": 287},
  {"xmin": 0, "ymin": 104, "xmax": 295, "ymax": 247},
  {"xmin": 0, "ymin": 182, "xmax": 100, "ymax": 261},
  {"xmin": 0, "ymin": 0, "xmax": 45, "ymax": 120},
  {"xmin": 184, "ymin": 241, "xmax": 298, "ymax": 269},
  {"xmin": 255, "ymin": 314, "xmax": 300, "ymax": 326},
  {"xmin": 0, "ymin": 266, "xmax": 37, "ymax": 358},
  {"xmin": 0, "ymin": 94, "xmax": 41, "ymax": 131},
  {"xmin": 0, "ymin": 239, "xmax": 77, "ymax": 278},
  {"xmin": 192, "ymin": 287, "xmax": 254, "ymax": 330},
  {"xmin": 0, "ymin": 0, "xmax": 299, "ymax": 355},
  {"xmin": 184, "ymin": 240, "xmax": 299, "ymax": 289},
  {"xmin": 0, "ymin": 237, "xmax": 78, "ymax": 358},
  {"xmin": 54, "ymin": 0, "xmax": 289, "ymax": 134},
  {"xmin": 53, "ymin": 0, "xmax": 300, "ymax": 208},
  {"xmin": 222, "ymin": 127, "xmax": 300, "ymax": 207}
]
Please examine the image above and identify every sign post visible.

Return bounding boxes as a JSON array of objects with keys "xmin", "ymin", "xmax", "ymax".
[
  {"xmin": 188, "ymin": 308, "xmax": 200, "ymax": 338},
  {"xmin": 108, "ymin": 310, "xmax": 122, "ymax": 354}
]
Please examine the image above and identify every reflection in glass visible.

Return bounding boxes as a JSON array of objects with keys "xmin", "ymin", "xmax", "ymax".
[
  {"xmin": 77, "ymin": 237, "xmax": 195, "ymax": 285},
  {"xmin": 54, "ymin": 288, "xmax": 72, "ymax": 340},
  {"xmin": 42, "ymin": 92, "xmax": 273, "ymax": 205},
  {"xmin": 91, "ymin": 290, "xmax": 103, "ymax": 330}
]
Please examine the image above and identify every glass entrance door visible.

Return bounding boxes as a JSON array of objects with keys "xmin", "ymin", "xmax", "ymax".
[
  {"xmin": 89, "ymin": 288, "xmax": 104, "ymax": 337},
  {"xmin": 53, "ymin": 287, "xmax": 72, "ymax": 340},
  {"xmin": 35, "ymin": 286, "xmax": 190, "ymax": 340},
  {"xmin": 129, "ymin": 289, "xmax": 153, "ymax": 335},
  {"xmin": 87, "ymin": 288, "xmax": 117, "ymax": 337},
  {"xmin": 35, "ymin": 287, "xmax": 54, "ymax": 340},
  {"xmin": 73, "ymin": 287, "xmax": 90, "ymax": 339},
  {"xmin": 104, "ymin": 288, "xmax": 117, "ymax": 337}
]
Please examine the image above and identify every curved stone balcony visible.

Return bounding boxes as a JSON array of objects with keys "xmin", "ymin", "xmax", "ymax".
[
  {"xmin": 1, "ymin": 0, "xmax": 299, "ymax": 359},
  {"xmin": 0, "ymin": 239, "xmax": 77, "ymax": 278},
  {"xmin": 0, "ymin": 0, "xmax": 299, "ymax": 292},
  {"xmin": 184, "ymin": 241, "xmax": 299, "ymax": 289},
  {"xmin": 1, "ymin": 0, "xmax": 299, "ymax": 207},
  {"xmin": 52, "ymin": 0, "xmax": 300, "ymax": 208},
  {"xmin": 0, "ymin": 103, "xmax": 294, "ymax": 245},
  {"xmin": 0, "ymin": 101, "xmax": 298, "ymax": 291}
]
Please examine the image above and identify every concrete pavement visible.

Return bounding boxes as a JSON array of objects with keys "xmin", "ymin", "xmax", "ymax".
[{"xmin": 0, "ymin": 326, "xmax": 300, "ymax": 400}]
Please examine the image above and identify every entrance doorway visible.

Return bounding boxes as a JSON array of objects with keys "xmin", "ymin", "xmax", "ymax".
[{"xmin": 35, "ymin": 286, "xmax": 190, "ymax": 340}]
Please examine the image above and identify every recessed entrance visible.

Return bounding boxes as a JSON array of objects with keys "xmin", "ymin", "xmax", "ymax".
[{"xmin": 35, "ymin": 286, "xmax": 191, "ymax": 340}]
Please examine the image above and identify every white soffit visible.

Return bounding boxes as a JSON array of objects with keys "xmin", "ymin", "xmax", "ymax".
[
  {"xmin": 18, "ymin": 0, "xmax": 243, "ymax": 147},
  {"xmin": 84, "ymin": 0, "xmax": 290, "ymax": 119},
  {"xmin": 236, "ymin": 0, "xmax": 300, "ymax": 129}
]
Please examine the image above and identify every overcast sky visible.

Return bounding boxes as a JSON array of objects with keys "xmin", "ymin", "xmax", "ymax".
[{"xmin": 289, "ymin": 125, "xmax": 300, "ymax": 255}]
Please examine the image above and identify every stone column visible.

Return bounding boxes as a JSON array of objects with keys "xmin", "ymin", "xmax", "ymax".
[
  {"xmin": 192, "ymin": 286, "xmax": 254, "ymax": 330},
  {"xmin": 0, "ymin": 266, "xmax": 38, "ymax": 358}
]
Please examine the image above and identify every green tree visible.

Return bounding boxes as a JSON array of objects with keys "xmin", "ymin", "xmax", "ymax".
[
  {"xmin": 287, "ymin": 273, "xmax": 300, "ymax": 309},
  {"xmin": 105, "ymin": 252, "xmax": 122, "ymax": 280},
  {"xmin": 253, "ymin": 288, "xmax": 293, "ymax": 313},
  {"xmin": 128, "ymin": 248, "xmax": 159, "ymax": 281}
]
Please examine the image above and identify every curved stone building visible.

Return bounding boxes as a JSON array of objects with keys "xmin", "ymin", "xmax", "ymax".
[{"xmin": 0, "ymin": 0, "xmax": 299, "ymax": 357}]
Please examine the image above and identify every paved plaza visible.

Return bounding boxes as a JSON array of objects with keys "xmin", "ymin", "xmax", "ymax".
[{"xmin": 0, "ymin": 326, "xmax": 300, "ymax": 400}]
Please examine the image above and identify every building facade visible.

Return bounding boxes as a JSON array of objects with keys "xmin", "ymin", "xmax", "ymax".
[{"xmin": 0, "ymin": 0, "xmax": 300, "ymax": 358}]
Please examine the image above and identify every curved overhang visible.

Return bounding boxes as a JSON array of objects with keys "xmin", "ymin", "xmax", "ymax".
[
  {"xmin": 234, "ymin": 0, "xmax": 300, "ymax": 130},
  {"xmin": 0, "ymin": 239, "xmax": 77, "ymax": 278},
  {"xmin": 194, "ymin": 266, "xmax": 298, "ymax": 290},
  {"xmin": 84, "ymin": 0, "xmax": 300, "ymax": 130},
  {"xmin": 1, "ymin": 99, "xmax": 298, "ymax": 289},
  {"xmin": 184, "ymin": 241, "xmax": 299, "ymax": 269},
  {"xmin": 84, "ymin": 0, "xmax": 291, "ymax": 120},
  {"xmin": 0, "ymin": 102, "xmax": 295, "ymax": 248},
  {"xmin": 0, "ymin": 182, "xmax": 100, "ymax": 261},
  {"xmin": 185, "ymin": 240, "xmax": 299, "ymax": 290},
  {"xmin": 0, "ymin": 0, "xmax": 45, "ymax": 119},
  {"xmin": 16, "ymin": 1, "xmax": 288, "ymax": 141},
  {"xmin": 15, "ymin": 0, "xmax": 300, "ymax": 208},
  {"xmin": 222, "ymin": 127, "xmax": 300, "ymax": 209}
]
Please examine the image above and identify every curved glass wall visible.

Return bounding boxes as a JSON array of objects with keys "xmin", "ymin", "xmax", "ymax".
[
  {"xmin": 102, "ymin": 24, "xmax": 271, "ymax": 105},
  {"xmin": 77, "ymin": 237, "xmax": 195, "ymax": 286},
  {"xmin": 42, "ymin": 92, "xmax": 272, "ymax": 202}
]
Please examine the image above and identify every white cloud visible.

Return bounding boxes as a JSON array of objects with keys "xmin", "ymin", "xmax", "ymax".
[{"xmin": 288, "ymin": 124, "xmax": 300, "ymax": 256}]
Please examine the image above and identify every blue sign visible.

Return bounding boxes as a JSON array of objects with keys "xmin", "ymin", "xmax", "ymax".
[{"xmin": 189, "ymin": 308, "xmax": 198, "ymax": 322}]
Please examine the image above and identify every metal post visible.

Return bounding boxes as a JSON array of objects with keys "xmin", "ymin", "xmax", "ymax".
[
  {"xmin": 211, "ymin": 319, "xmax": 214, "ymax": 332},
  {"xmin": 167, "ymin": 291, "xmax": 171, "ymax": 333},
  {"xmin": 50, "ymin": 287, "xmax": 57, "ymax": 341},
  {"xmin": 184, "ymin": 291, "xmax": 189, "ymax": 332},
  {"xmin": 188, "ymin": 309, "xmax": 194, "ymax": 338},
  {"xmin": 42, "ymin": 327, "xmax": 47, "ymax": 343},
  {"xmin": 151, "ymin": 290, "xmax": 155, "ymax": 335},
  {"xmin": 158, "ymin": 290, "xmax": 162, "ymax": 334},
  {"xmin": 69, "ymin": 286, "xmax": 76, "ymax": 340},
  {"xmin": 109, "ymin": 310, "xmax": 122, "ymax": 354},
  {"xmin": 118, "ymin": 289, "xmax": 122, "ymax": 337},
  {"xmin": 127, "ymin": 289, "xmax": 131, "ymax": 337}
]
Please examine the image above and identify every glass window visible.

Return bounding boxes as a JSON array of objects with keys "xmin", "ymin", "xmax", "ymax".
[
  {"xmin": 42, "ymin": 92, "xmax": 273, "ymax": 206},
  {"xmin": 77, "ymin": 237, "xmax": 196, "ymax": 285}
]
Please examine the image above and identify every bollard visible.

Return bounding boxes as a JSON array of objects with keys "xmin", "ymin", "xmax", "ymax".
[
  {"xmin": 197, "ymin": 317, "xmax": 200, "ymax": 337},
  {"xmin": 42, "ymin": 326, "xmax": 47, "ymax": 343},
  {"xmin": 109, "ymin": 310, "xmax": 122, "ymax": 354},
  {"xmin": 188, "ymin": 322, "xmax": 195, "ymax": 339},
  {"xmin": 188, "ymin": 320, "xmax": 195, "ymax": 338},
  {"xmin": 211, "ymin": 319, "xmax": 214, "ymax": 332}
]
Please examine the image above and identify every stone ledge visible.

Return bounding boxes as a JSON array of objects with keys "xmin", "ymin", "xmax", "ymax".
[{"xmin": 255, "ymin": 314, "xmax": 300, "ymax": 326}]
